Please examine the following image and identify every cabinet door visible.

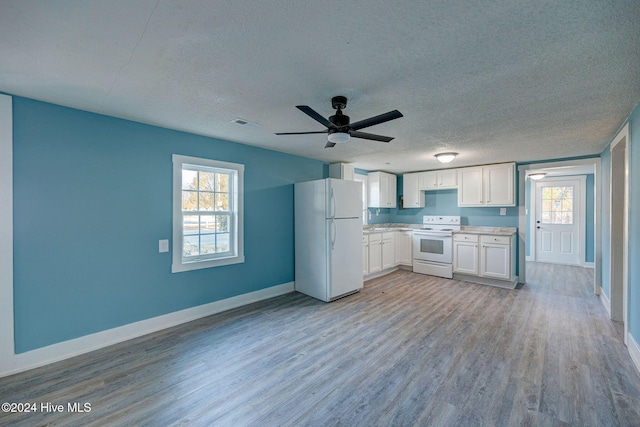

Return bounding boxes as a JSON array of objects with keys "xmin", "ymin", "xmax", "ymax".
[
  {"xmin": 402, "ymin": 173, "xmax": 424, "ymax": 208},
  {"xmin": 457, "ymin": 167, "xmax": 484, "ymax": 206},
  {"xmin": 362, "ymin": 236, "xmax": 369, "ymax": 276},
  {"xmin": 381, "ymin": 233, "xmax": 396, "ymax": 270},
  {"xmin": 438, "ymin": 169, "xmax": 458, "ymax": 189},
  {"xmin": 420, "ymin": 171, "xmax": 438, "ymax": 190},
  {"xmin": 480, "ymin": 243, "xmax": 510, "ymax": 279},
  {"xmin": 484, "ymin": 163, "xmax": 515, "ymax": 206},
  {"xmin": 386, "ymin": 173, "xmax": 397, "ymax": 208},
  {"xmin": 453, "ymin": 241, "xmax": 479, "ymax": 275},
  {"xmin": 368, "ymin": 239, "xmax": 382, "ymax": 274},
  {"xmin": 367, "ymin": 172, "xmax": 381, "ymax": 208},
  {"xmin": 395, "ymin": 231, "xmax": 413, "ymax": 265}
]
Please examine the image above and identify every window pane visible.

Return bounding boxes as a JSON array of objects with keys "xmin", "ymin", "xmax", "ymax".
[
  {"xmin": 182, "ymin": 170, "xmax": 198, "ymax": 190},
  {"xmin": 216, "ymin": 215, "xmax": 229, "ymax": 232},
  {"xmin": 199, "ymin": 171, "xmax": 214, "ymax": 191},
  {"xmin": 216, "ymin": 233, "xmax": 230, "ymax": 252},
  {"xmin": 200, "ymin": 215, "xmax": 216, "ymax": 233},
  {"xmin": 216, "ymin": 173, "xmax": 229, "ymax": 192},
  {"xmin": 200, "ymin": 234, "xmax": 215, "ymax": 254},
  {"xmin": 199, "ymin": 192, "xmax": 214, "ymax": 211},
  {"xmin": 183, "ymin": 215, "xmax": 199, "ymax": 235},
  {"xmin": 183, "ymin": 235, "xmax": 199, "ymax": 257},
  {"xmin": 215, "ymin": 193, "xmax": 229, "ymax": 211},
  {"xmin": 182, "ymin": 191, "xmax": 198, "ymax": 211},
  {"xmin": 564, "ymin": 212, "xmax": 573, "ymax": 224}
]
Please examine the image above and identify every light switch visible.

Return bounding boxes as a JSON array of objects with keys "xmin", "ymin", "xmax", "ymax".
[
  {"xmin": 500, "ymin": 208, "xmax": 506, "ymax": 216},
  {"xmin": 159, "ymin": 239, "xmax": 169, "ymax": 253}
]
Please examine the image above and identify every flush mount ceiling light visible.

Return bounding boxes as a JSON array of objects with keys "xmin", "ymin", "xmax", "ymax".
[
  {"xmin": 327, "ymin": 131, "xmax": 350, "ymax": 144},
  {"xmin": 528, "ymin": 173, "xmax": 547, "ymax": 180},
  {"xmin": 435, "ymin": 152, "xmax": 458, "ymax": 163}
]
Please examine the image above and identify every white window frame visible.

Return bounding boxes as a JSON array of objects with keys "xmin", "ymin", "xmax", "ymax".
[
  {"xmin": 354, "ymin": 172, "xmax": 368, "ymax": 224},
  {"xmin": 172, "ymin": 154, "xmax": 244, "ymax": 273}
]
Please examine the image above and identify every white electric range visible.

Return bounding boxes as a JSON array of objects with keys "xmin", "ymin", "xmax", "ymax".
[{"xmin": 412, "ymin": 215, "xmax": 461, "ymax": 278}]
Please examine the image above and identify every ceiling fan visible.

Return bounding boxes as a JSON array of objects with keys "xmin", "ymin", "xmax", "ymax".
[{"xmin": 275, "ymin": 96, "xmax": 403, "ymax": 148}]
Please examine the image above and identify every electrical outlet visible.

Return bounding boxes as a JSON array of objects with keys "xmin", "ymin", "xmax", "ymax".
[
  {"xmin": 159, "ymin": 239, "xmax": 169, "ymax": 253},
  {"xmin": 500, "ymin": 208, "xmax": 506, "ymax": 216}
]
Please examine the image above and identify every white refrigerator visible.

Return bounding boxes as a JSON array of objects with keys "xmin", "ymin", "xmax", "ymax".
[{"xmin": 294, "ymin": 178, "xmax": 363, "ymax": 302}]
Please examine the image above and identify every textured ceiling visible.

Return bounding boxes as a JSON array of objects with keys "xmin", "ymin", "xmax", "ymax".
[{"xmin": 1, "ymin": 0, "xmax": 639, "ymax": 173}]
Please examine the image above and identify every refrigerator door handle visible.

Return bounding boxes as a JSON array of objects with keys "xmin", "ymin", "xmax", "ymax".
[
  {"xmin": 330, "ymin": 187, "xmax": 336, "ymax": 218},
  {"xmin": 331, "ymin": 219, "xmax": 336, "ymax": 250}
]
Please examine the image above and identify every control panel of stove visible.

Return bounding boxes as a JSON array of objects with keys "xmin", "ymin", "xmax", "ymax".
[{"xmin": 422, "ymin": 215, "xmax": 461, "ymax": 226}]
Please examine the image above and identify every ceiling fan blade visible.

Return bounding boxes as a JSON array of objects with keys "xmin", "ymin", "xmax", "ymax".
[
  {"xmin": 296, "ymin": 105, "xmax": 335, "ymax": 129},
  {"xmin": 274, "ymin": 131, "xmax": 328, "ymax": 135},
  {"xmin": 349, "ymin": 110, "xmax": 403, "ymax": 131},
  {"xmin": 325, "ymin": 141, "xmax": 336, "ymax": 148},
  {"xmin": 349, "ymin": 130, "xmax": 394, "ymax": 142}
]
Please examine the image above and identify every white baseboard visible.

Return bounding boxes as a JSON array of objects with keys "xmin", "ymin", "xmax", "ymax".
[
  {"xmin": 0, "ymin": 282, "xmax": 294, "ymax": 378},
  {"xmin": 583, "ymin": 262, "xmax": 595, "ymax": 268},
  {"xmin": 599, "ymin": 290, "xmax": 611, "ymax": 317},
  {"xmin": 628, "ymin": 333, "xmax": 640, "ymax": 375}
]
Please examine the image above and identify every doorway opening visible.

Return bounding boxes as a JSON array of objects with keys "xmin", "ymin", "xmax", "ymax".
[
  {"xmin": 609, "ymin": 123, "xmax": 629, "ymax": 344},
  {"xmin": 517, "ymin": 159, "xmax": 600, "ymax": 294}
]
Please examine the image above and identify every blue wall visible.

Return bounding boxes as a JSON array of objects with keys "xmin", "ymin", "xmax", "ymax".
[{"xmin": 12, "ymin": 97, "xmax": 325, "ymax": 353}]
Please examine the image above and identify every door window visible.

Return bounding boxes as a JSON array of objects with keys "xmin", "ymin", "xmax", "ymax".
[{"xmin": 540, "ymin": 186, "xmax": 574, "ymax": 225}]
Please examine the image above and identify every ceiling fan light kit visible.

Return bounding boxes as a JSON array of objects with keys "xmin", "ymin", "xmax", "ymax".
[
  {"xmin": 435, "ymin": 152, "xmax": 458, "ymax": 163},
  {"xmin": 275, "ymin": 96, "xmax": 403, "ymax": 148},
  {"xmin": 327, "ymin": 131, "xmax": 350, "ymax": 144}
]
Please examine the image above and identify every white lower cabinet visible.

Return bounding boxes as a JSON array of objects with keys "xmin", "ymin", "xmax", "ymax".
[
  {"xmin": 364, "ymin": 230, "xmax": 411, "ymax": 277},
  {"xmin": 395, "ymin": 231, "xmax": 413, "ymax": 266},
  {"xmin": 479, "ymin": 235, "xmax": 511, "ymax": 280},
  {"xmin": 453, "ymin": 233, "xmax": 516, "ymax": 287},
  {"xmin": 381, "ymin": 232, "xmax": 396, "ymax": 270},
  {"xmin": 453, "ymin": 234, "xmax": 479, "ymax": 275},
  {"xmin": 362, "ymin": 235, "xmax": 369, "ymax": 276},
  {"xmin": 368, "ymin": 233, "xmax": 382, "ymax": 274}
]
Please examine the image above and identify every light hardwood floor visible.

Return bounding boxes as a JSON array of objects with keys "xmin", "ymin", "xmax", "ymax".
[{"xmin": 1, "ymin": 262, "xmax": 639, "ymax": 426}]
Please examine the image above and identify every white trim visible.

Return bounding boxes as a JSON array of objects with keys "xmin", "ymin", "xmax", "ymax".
[
  {"xmin": 517, "ymin": 158, "xmax": 601, "ymax": 292},
  {"xmin": 0, "ymin": 281, "xmax": 294, "ymax": 378},
  {"xmin": 0, "ymin": 95, "xmax": 14, "ymax": 372},
  {"xmin": 608, "ymin": 123, "xmax": 629, "ymax": 344},
  {"xmin": 628, "ymin": 333, "xmax": 640, "ymax": 375},
  {"xmin": 583, "ymin": 262, "xmax": 595, "ymax": 268},
  {"xmin": 172, "ymin": 154, "xmax": 245, "ymax": 273},
  {"xmin": 600, "ymin": 289, "xmax": 611, "ymax": 317}
]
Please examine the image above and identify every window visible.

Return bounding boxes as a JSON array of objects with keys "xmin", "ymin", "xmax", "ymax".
[
  {"xmin": 172, "ymin": 154, "xmax": 244, "ymax": 272},
  {"xmin": 540, "ymin": 185, "xmax": 574, "ymax": 225}
]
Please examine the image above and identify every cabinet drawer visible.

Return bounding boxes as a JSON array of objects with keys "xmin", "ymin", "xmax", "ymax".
[
  {"xmin": 382, "ymin": 232, "xmax": 395, "ymax": 242},
  {"xmin": 480, "ymin": 235, "xmax": 510, "ymax": 245},
  {"xmin": 368, "ymin": 233, "xmax": 382, "ymax": 243},
  {"xmin": 454, "ymin": 234, "xmax": 478, "ymax": 243},
  {"xmin": 362, "ymin": 235, "xmax": 369, "ymax": 244}
]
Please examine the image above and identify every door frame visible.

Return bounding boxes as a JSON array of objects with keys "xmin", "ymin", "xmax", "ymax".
[
  {"xmin": 609, "ymin": 123, "xmax": 629, "ymax": 344},
  {"xmin": 529, "ymin": 175, "xmax": 586, "ymax": 266},
  {"xmin": 517, "ymin": 158, "xmax": 601, "ymax": 293}
]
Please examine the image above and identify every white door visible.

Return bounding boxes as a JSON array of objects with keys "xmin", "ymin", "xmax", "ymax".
[{"xmin": 535, "ymin": 178, "xmax": 582, "ymax": 265}]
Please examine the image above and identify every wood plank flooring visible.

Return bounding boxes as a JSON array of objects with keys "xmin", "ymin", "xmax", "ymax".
[{"xmin": 1, "ymin": 262, "xmax": 639, "ymax": 426}]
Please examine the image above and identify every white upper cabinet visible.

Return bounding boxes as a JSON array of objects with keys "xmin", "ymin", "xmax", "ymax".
[
  {"xmin": 329, "ymin": 163, "xmax": 355, "ymax": 180},
  {"xmin": 457, "ymin": 163, "xmax": 515, "ymax": 207},
  {"xmin": 420, "ymin": 169, "xmax": 457, "ymax": 190},
  {"xmin": 402, "ymin": 172, "xmax": 425, "ymax": 208},
  {"xmin": 368, "ymin": 171, "xmax": 397, "ymax": 208}
]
